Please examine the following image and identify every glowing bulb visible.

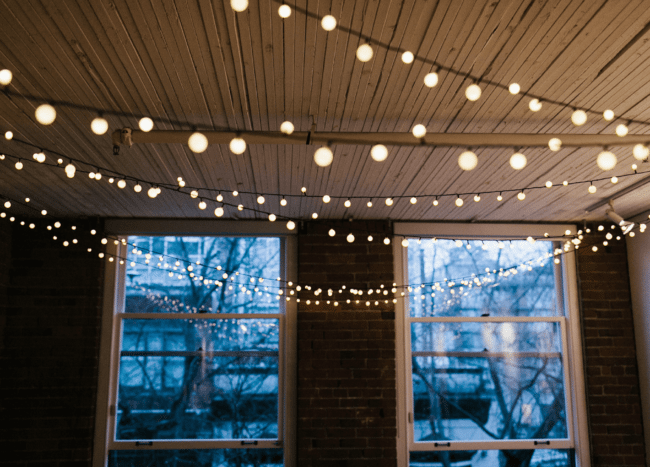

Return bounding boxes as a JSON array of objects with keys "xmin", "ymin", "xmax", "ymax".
[
  {"xmin": 508, "ymin": 83, "xmax": 520, "ymax": 94},
  {"xmin": 89, "ymin": 172, "xmax": 95, "ymax": 179},
  {"xmin": 314, "ymin": 146, "xmax": 333, "ymax": 167},
  {"xmin": 509, "ymin": 152, "xmax": 527, "ymax": 170},
  {"xmin": 230, "ymin": 137, "xmax": 246, "ymax": 154},
  {"xmin": 5, "ymin": 131, "xmax": 13, "ymax": 140},
  {"xmin": 280, "ymin": 121, "xmax": 294, "ymax": 135},
  {"xmin": 15, "ymin": 161, "xmax": 22, "ymax": 170},
  {"xmin": 455, "ymin": 197, "xmax": 463, "ymax": 207},
  {"xmin": 116, "ymin": 179, "xmax": 126, "ymax": 189},
  {"xmin": 633, "ymin": 144, "xmax": 649, "ymax": 160},
  {"xmin": 497, "ymin": 194, "xmax": 503, "ymax": 201},
  {"xmin": 385, "ymin": 198, "xmax": 394, "ymax": 206},
  {"xmin": 91, "ymin": 117, "xmax": 109, "ymax": 135},
  {"xmin": 632, "ymin": 163, "xmax": 638, "ymax": 171},
  {"xmin": 371, "ymin": 144, "xmax": 388, "ymax": 161},
  {"xmin": 269, "ymin": 214, "xmax": 276, "ymax": 222},
  {"xmin": 384, "ymin": 237, "xmax": 390, "ymax": 245},
  {"xmin": 597, "ymin": 150, "xmax": 617, "ymax": 171},
  {"xmin": 603, "ymin": 109, "xmax": 615, "ymax": 121},
  {"xmin": 134, "ymin": 183, "xmax": 142, "ymax": 193},
  {"xmin": 517, "ymin": 191, "xmax": 526, "ymax": 201},
  {"xmin": 322, "ymin": 195, "xmax": 330, "ymax": 203},
  {"xmin": 356, "ymin": 44, "xmax": 373, "ymax": 62},
  {"xmin": 458, "ymin": 150, "xmax": 478, "ymax": 171},
  {"xmin": 548, "ymin": 138, "xmax": 562, "ymax": 151},
  {"xmin": 529, "ymin": 98, "xmax": 542, "ymax": 112},
  {"xmin": 231, "ymin": 0, "xmax": 248, "ymax": 12},
  {"xmin": 257, "ymin": 195, "xmax": 265, "ymax": 204},
  {"xmin": 280, "ymin": 198, "xmax": 287, "ymax": 206},
  {"xmin": 286, "ymin": 220, "xmax": 295, "ymax": 230},
  {"xmin": 474, "ymin": 194, "xmax": 481, "ymax": 202},
  {"xmin": 412, "ymin": 124, "xmax": 426, "ymax": 138},
  {"xmin": 616, "ymin": 123, "xmax": 628, "ymax": 137},
  {"xmin": 563, "ymin": 180, "xmax": 568, "ymax": 186},
  {"xmin": 0, "ymin": 69, "xmax": 12, "ymax": 86},
  {"xmin": 465, "ymin": 84, "xmax": 481, "ymax": 101},
  {"xmin": 188, "ymin": 132, "xmax": 208, "ymax": 153},
  {"xmin": 148, "ymin": 187, "xmax": 159, "ymax": 198},
  {"xmin": 367, "ymin": 236, "xmax": 373, "ymax": 242},
  {"xmin": 344, "ymin": 199, "xmax": 351, "ymax": 208},
  {"xmin": 328, "ymin": 229, "xmax": 336, "ymax": 237},
  {"xmin": 233, "ymin": 190, "xmax": 239, "ymax": 196},
  {"xmin": 401, "ymin": 51, "xmax": 414, "ymax": 64},
  {"xmin": 191, "ymin": 190, "xmax": 199, "ymax": 198},
  {"xmin": 4, "ymin": 201, "xmax": 10, "ymax": 208},
  {"xmin": 33, "ymin": 152, "xmax": 46, "ymax": 163},
  {"xmin": 138, "ymin": 117, "xmax": 154, "ymax": 132},
  {"xmin": 238, "ymin": 204, "xmax": 244, "ymax": 211},
  {"xmin": 65, "ymin": 164, "xmax": 76, "ymax": 178},
  {"xmin": 588, "ymin": 184, "xmax": 597, "ymax": 194},
  {"xmin": 96, "ymin": 172, "xmax": 102, "ymax": 181},
  {"xmin": 346, "ymin": 233, "xmax": 355, "ymax": 243},
  {"xmin": 410, "ymin": 197, "xmax": 417, "ymax": 204},
  {"xmin": 216, "ymin": 193, "xmax": 223, "ymax": 202},
  {"xmin": 611, "ymin": 176, "xmax": 618, "ymax": 184},
  {"xmin": 432, "ymin": 199, "xmax": 439, "ymax": 206},
  {"xmin": 215, "ymin": 206, "xmax": 224, "ymax": 217},
  {"xmin": 402, "ymin": 239, "xmax": 409, "ymax": 247},
  {"xmin": 571, "ymin": 109, "xmax": 587, "ymax": 126},
  {"xmin": 35, "ymin": 104, "xmax": 56, "ymax": 125},
  {"xmin": 424, "ymin": 72, "xmax": 438, "ymax": 87},
  {"xmin": 198, "ymin": 201, "xmax": 207, "ymax": 210},
  {"xmin": 545, "ymin": 181, "xmax": 553, "ymax": 188},
  {"xmin": 321, "ymin": 15, "xmax": 337, "ymax": 31},
  {"xmin": 367, "ymin": 200, "xmax": 372, "ymax": 207},
  {"xmin": 278, "ymin": 4, "xmax": 291, "ymax": 18}
]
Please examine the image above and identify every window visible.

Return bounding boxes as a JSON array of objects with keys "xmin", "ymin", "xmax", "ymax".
[
  {"xmin": 95, "ymin": 226, "xmax": 296, "ymax": 467},
  {"xmin": 395, "ymin": 224, "xmax": 589, "ymax": 467}
]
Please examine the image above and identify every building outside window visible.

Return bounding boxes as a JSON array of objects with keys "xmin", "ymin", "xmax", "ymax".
[{"xmin": 394, "ymin": 224, "xmax": 589, "ymax": 467}]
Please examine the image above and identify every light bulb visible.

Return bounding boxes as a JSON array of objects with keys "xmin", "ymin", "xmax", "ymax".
[
  {"xmin": 563, "ymin": 180, "xmax": 568, "ymax": 186},
  {"xmin": 344, "ymin": 199, "xmax": 351, "ymax": 208},
  {"xmin": 286, "ymin": 220, "xmax": 296, "ymax": 230},
  {"xmin": 0, "ymin": 69, "xmax": 12, "ymax": 86},
  {"xmin": 179, "ymin": 180, "xmax": 186, "ymax": 187},
  {"xmin": 611, "ymin": 176, "xmax": 618, "ymax": 184},
  {"xmin": 280, "ymin": 121, "xmax": 294, "ymax": 134},
  {"xmin": 5, "ymin": 131, "xmax": 13, "ymax": 140},
  {"xmin": 367, "ymin": 200, "xmax": 372, "ymax": 207},
  {"xmin": 4, "ymin": 201, "xmax": 10, "ymax": 208},
  {"xmin": 238, "ymin": 204, "xmax": 244, "ymax": 211},
  {"xmin": 371, "ymin": 144, "xmax": 388, "ymax": 161},
  {"xmin": 328, "ymin": 229, "xmax": 336, "ymax": 237},
  {"xmin": 455, "ymin": 197, "xmax": 463, "ymax": 207},
  {"xmin": 401, "ymin": 51, "xmax": 414, "ymax": 64},
  {"xmin": 356, "ymin": 44, "xmax": 373, "ymax": 62},
  {"xmin": 412, "ymin": 124, "xmax": 426, "ymax": 138},
  {"xmin": 314, "ymin": 146, "xmax": 333, "ymax": 166},
  {"xmin": 233, "ymin": 190, "xmax": 239, "ymax": 196},
  {"xmin": 368, "ymin": 236, "xmax": 373, "ymax": 242},
  {"xmin": 465, "ymin": 84, "xmax": 481, "ymax": 101},
  {"xmin": 509, "ymin": 152, "xmax": 527, "ymax": 170},
  {"xmin": 616, "ymin": 123, "xmax": 628, "ymax": 137},
  {"xmin": 15, "ymin": 161, "xmax": 22, "ymax": 170},
  {"xmin": 571, "ymin": 109, "xmax": 587, "ymax": 126},
  {"xmin": 278, "ymin": 4, "xmax": 291, "ymax": 18},
  {"xmin": 269, "ymin": 213, "xmax": 276, "ymax": 222},
  {"xmin": 410, "ymin": 197, "xmax": 417, "ymax": 204},
  {"xmin": 383, "ymin": 237, "xmax": 390, "ymax": 245},
  {"xmin": 35, "ymin": 104, "xmax": 56, "ymax": 125},
  {"xmin": 148, "ymin": 187, "xmax": 159, "ymax": 198},
  {"xmin": 474, "ymin": 194, "xmax": 481, "ymax": 202},
  {"xmin": 280, "ymin": 198, "xmax": 287, "ymax": 206},
  {"xmin": 117, "ymin": 179, "xmax": 126, "ymax": 189},
  {"xmin": 229, "ymin": 137, "xmax": 247, "ymax": 154},
  {"xmin": 529, "ymin": 98, "xmax": 542, "ymax": 112},
  {"xmin": 347, "ymin": 233, "xmax": 355, "ymax": 243},
  {"xmin": 311, "ymin": 212, "xmax": 318, "ymax": 219},
  {"xmin": 401, "ymin": 239, "xmax": 409, "ymax": 247},
  {"xmin": 548, "ymin": 138, "xmax": 562, "ymax": 151},
  {"xmin": 33, "ymin": 152, "xmax": 46, "ymax": 163},
  {"xmin": 95, "ymin": 172, "xmax": 102, "ymax": 181},
  {"xmin": 508, "ymin": 83, "xmax": 520, "ymax": 94},
  {"xmin": 188, "ymin": 132, "xmax": 208, "ymax": 153},
  {"xmin": 432, "ymin": 199, "xmax": 439, "ymax": 206},
  {"xmin": 603, "ymin": 109, "xmax": 615, "ymax": 121},
  {"xmin": 633, "ymin": 163, "xmax": 638, "ymax": 171},
  {"xmin": 321, "ymin": 15, "xmax": 337, "ymax": 31},
  {"xmin": 497, "ymin": 194, "xmax": 503, "ymax": 201},
  {"xmin": 545, "ymin": 181, "xmax": 553, "ymax": 188},
  {"xmin": 191, "ymin": 190, "xmax": 199, "ymax": 198},
  {"xmin": 301, "ymin": 187, "xmax": 307, "ymax": 193},
  {"xmin": 91, "ymin": 117, "xmax": 109, "ymax": 135},
  {"xmin": 597, "ymin": 150, "xmax": 617, "ymax": 171},
  {"xmin": 134, "ymin": 183, "xmax": 142, "ymax": 193},
  {"xmin": 633, "ymin": 143, "xmax": 649, "ymax": 160},
  {"xmin": 385, "ymin": 198, "xmax": 394, "ymax": 206},
  {"xmin": 517, "ymin": 191, "xmax": 526, "ymax": 201},
  {"xmin": 216, "ymin": 193, "xmax": 223, "ymax": 202},
  {"xmin": 198, "ymin": 201, "xmax": 207, "ymax": 210},
  {"xmin": 588, "ymin": 184, "xmax": 597, "ymax": 194},
  {"xmin": 458, "ymin": 150, "xmax": 478, "ymax": 171},
  {"xmin": 257, "ymin": 195, "xmax": 265, "ymax": 204},
  {"xmin": 89, "ymin": 172, "xmax": 96, "ymax": 179},
  {"xmin": 231, "ymin": 0, "xmax": 248, "ymax": 12},
  {"xmin": 322, "ymin": 195, "xmax": 330, "ymax": 203},
  {"xmin": 65, "ymin": 164, "xmax": 76, "ymax": 178},
  {"xmin": 424, "ymin": 72, "xmax": 438, "ymax": 87},
  {"xmin": 215, "ymin": 206, "xmax": 224, "ymax": 217},
  {"xmin": 138, "ymin": 117, "xmax": 154, "ymax": 132}
]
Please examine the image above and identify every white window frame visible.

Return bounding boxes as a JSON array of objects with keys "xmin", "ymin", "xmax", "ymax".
[
  {"xmin": 394, "ymin": 223, "xmax": 590, "ymax": 467},
  {"xmin": 93, "ymin": 220, "xmax": 297, "ymax": 467}
]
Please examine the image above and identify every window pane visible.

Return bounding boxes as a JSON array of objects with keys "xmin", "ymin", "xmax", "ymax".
[
  {"xmin": 409, "ymin": 449, "xmax": 574, "ymax": 466},
  {"xmin": 411, "ymin": 321, "xmax": 567, "ymax": 443},
  {"xmin": 108, "ymin": 448, "xmax": 283, "ymax": 466},
  {"xmin": 125, "ymin": 236, "xmax": 281, "ymax": 314},
  {"xmin": 117, "ymin": 318, "xmax": 279, "ymax": 441},
  {"xmin": 407, "ymin": 240, "xmax": 558, "ymax": 317}
]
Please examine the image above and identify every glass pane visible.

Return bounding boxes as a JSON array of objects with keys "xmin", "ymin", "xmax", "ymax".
[
  {"xmin": 407, "ymin": 239, "xmax": 558, "ymax": 317},
  {"xmin": 409, "ymin": 449, "xmax": 574, "ymax": 467},
  {"xmin": 117, "ymin": 318, "xmax": 279, "ymax": 441},
  {"xmin": 108, "ymin": 448, "xmax": 283, "ymax": 466},
  {"xmin": 411, "ymin": 321, "xmax": 567, "ymax": 443},
  {"xmin": 125, "ymin": 236, "xmax": 281, "ymax": 314}
]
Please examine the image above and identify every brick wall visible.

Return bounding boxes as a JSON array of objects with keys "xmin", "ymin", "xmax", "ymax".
[
  {"xmin": 0, "ymin": 219, "xmax": 104, "ymax": 466},
  {"xmin": 297, "ymin": 221, "xmax": 397, "ymax": 467},
  {"xmin": 577, "ymin": 230, "xmax": 647, "ymax": 466}
]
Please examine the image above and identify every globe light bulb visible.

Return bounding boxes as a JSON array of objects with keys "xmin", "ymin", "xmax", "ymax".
[
  {"xmin": 474, "ymin": 194, "xmax": 481, "ymax": 202},
  {"xmin": 0, "ymin": 69, "xmax": 12, "ymax": 86},
  {"xmin": 188, "ymin": 132, "xmax": 209, "ymax": 153},
  {"xmin": 215, "ymin": 206, "xmax": 224, "ymax": 217},
  {"xmin": 497, "ymin": 194, "xmax": 503, "ymax": 201},
  {"xmin": 465, "ymin": 84, "xmax": 481, "ymax": 101},
  {"xmin": 269, "ymin": 213, "xmax": 276, "ymax": 222},
  {"xmin": 35, "ymin": 104, "xmax": 56, "ymax": 125},
  {"xmin": 548, "ymin": 138, "xmax": 562, "ymax": 151},
  {"xmin": 367, "ymin": 200, "xmax": 372, "ymax": 207},
  {"xmin": 238, "ymin": 204, "xmax": 244, "ymax": 211},
  {"xmin": 321, "ymin": 15, "xmax": 337, "ymax": 31},
  {"xmin": 424, "ymin": 72, "xmax": 438, "ymax": 87},
  {"xmin": 148, "ymin": 187, "xmax": 159, "ymax": 198},
  {"xmin": 89, "ymin": 172, "xmax": 96, "ymax": 179},
  {"xmin": 371, "ymin": 144, "xmax": 388, "ymax": 161},
  {"xmin": 15, "ymin": 161, "xmax": 22, "ymax": 170},
  {"xmin": 367, "ymin": 236, "xmax": 373, "ymax": 242},
  {"xmin": 96, "ymin": 172, "xmax": 103, "ymax": 181},
  {"xmin": 603, "ymin": 109, "xmax": 615, "ymax": 121},
  {"xmin": 633, "ymin": 143, "xmax": 649, "ymax": 160},
  {"xmin": 410, "ymin": 197, "xmax": 417, "ymax": 204},
  {"xmin": 611, "ymin": 176, "xmax": 619, "ymax": 184},
  {"xmin": 134, "ymin": 183, "xmax": 142, "ymax": 193},
  {"xmin": 401, "ymin": 51, "xmax": 414, "ymax": 64},
  {"xmin": 509, "ymin": 152, "xmax": 527, "ymax": 170},
  {"xmin": 117, "ymin": 179, "xmax": 126, "ymax": 189},
  {"xmin": 545, "ymin": 181, "xmax": 553, "ymax": 188},
  {"xmin": 328, "ymin": 229, "xmax": 336, "ymax": 237},
  {"xmin": 198, "ymin": 201, "xmax": 207, "ymax": 210},
  {"xmin": 588, "ymin": 184, "xmax": 597, "ymax": 194},
  {"xmin": 382, "ymin": 198, "xmax": 392, "ymax": 206},
  {"xmin": 346, "ymin": 233, "xmax": 355, "ymax": 243},
  {"xmin": 571, "ymin": 109, "xmax": 587, "ymax": 126},
  {"xmin": 458, "ymin": 150, "xmax": 478, "ymax": 171},
  {"xmin": 5, "ymin": 131, "xmax": 13, "ymax": 140},
  {"xmin": 280, "ymin": 121, "xmax": 294, "ymax": 135},
  {"xmin": 455, "ymin": 197, "xmax": 463, "ymax": 207},
  {"xmin": 412, "ymin": 124, "xmax": 426, "ymax": 138},
  {"xmin": 233, "ymin": 190, "xmax": 239, "ymax": 196},
  {"xmin": 344, "ymin": 199, "xmax": 351, "ymax": 208},
  {"xmin": 231, "ymin": 0, "xmax": 248, "ymax": 12},
  {"xmin": 229, "ymin": 137, "xmax": 247, "ymax": 154},
  {"xmin": 65, "ymin": 164, "xmax": 76, "ymax": 178},
  {"xmin": 286, "ymin": 220, "xmax": 296, "ymax": 230},
  {"xmin": 91, "ymin": 117, "xmax": 109, "ymax": 135},
  {"xmin": 508, "ymin": 83, "xmax": 520, "ymax": 94},
  {"xmin": 383, "ymin": 237, "xmax": 390, "ymax": 245},
  {"xmin": 33, "ymin": 152, "xmax": 46, "ymax": 163},
  {"xmin": 191, "ymin": 190, "xmax": 199, "ymax": 198},
  {"xmin": 402, "ymin": 239, "xmax": 409, "ymax": 247},
  {"xmin": 517, "ymin": 191, "xmax": 526, "ymax": 201},
  {"xmin": 529, "ymin": 98, "xmax": 542, "ymax": 112},
  {"xmin": 597, "ymin": 150, "xmax": 617, "ymax": 170},
  {"xmin": 314, "ymin": 146, "xmax": 333, "ymax": 167},
  {"xmin": 616, "ymin": 123, "xmax": 628, "ymax": 137},
  {"xmin": 432, "ymin": 199, "xmax": 439, "ymax": 206},
  {"xmin": 280, "ymin": 198, "xmax": 287, "ymax": 206},
  {"xmin": 138, "ymin": 117, "xmax": 154, "ymax": 132},
  {"xmin": 322, "ymin": 195, "xmax": 330, "ymax": 203},
  {"xmin": 4, "ymin": 201, "xmax": 10, "ymax": 208},
  {"xmin": 563, "ymin": 181, "xmax": 568, "ymax": 186},
  {"xmin": 278, "ymin": 4, "xmax": 291, "ymax": 18},
  {"xmin": 356, "ymin": 44, "xmax": 373, "ymax": 62},
  {"xmin": 257, "ymin": 195, "xmax": 265, "ymax": 204}
]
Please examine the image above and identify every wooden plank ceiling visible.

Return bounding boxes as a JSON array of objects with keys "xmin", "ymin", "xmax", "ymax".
[{"xmin": 1, "ymin": 0, "xmax": 650, "ymax": 224}]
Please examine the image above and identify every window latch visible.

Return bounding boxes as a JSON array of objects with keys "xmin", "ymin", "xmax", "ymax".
[
  {"xmin": 434, "ymin": 442, "xmax": 451, "ymax": 447},
  {"xmin": 408, "ymin": 412, "xmax": 413, "ymax": 424},
  {"xmin": 241, "ymin": 440, "xmax": 258, "ymax": 445},
  {"xmin": 534, "ymin": 440, "xmax": 550, "ymax": 446},
  {"xmin": 135, "ymin": 441, "xmax": 153, "ymax": 446}
]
